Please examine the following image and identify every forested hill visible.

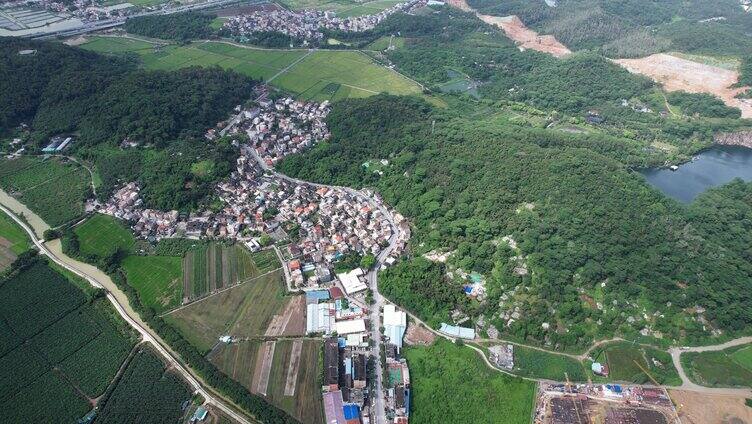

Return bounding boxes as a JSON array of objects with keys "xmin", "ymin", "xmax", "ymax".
[
  {"xmin": 467, "ymin": 0, "xmax": 752, "ymax": 58},
  {"xmin": 0, "ymin": 37, "xmax": 255, "ymax": 211},
  {"xmin": 280, "ymin": 94, "xmax": 752, "ymax": 349}
]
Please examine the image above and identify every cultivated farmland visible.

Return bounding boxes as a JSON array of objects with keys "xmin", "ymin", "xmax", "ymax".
[
  {"xmin": 183, "ymin": 242, "xmax": 279, "ymax": 299},
  {"xmin": 75, "ymin": 213, "xmax": 135, "ymax": 258},
  {"xmin": 80, "ymin": 38, "xmax": 422, "ymax": 101},
  {"xmin": 0, "ymin": 210, "xmax": 30, "ymax": 269},
  {"xmin": 0, "ymin": 157, "xmax": 90, "ymax": 226},
  {"xmin": 210, "ymin": 339, "xmax": 324, "ymax": 424},
  {"xmin": 282, "ymin": 0, "xmax": 402, "ymax": 17},
  {"xmin": 165, "ymin": 270, "xmax": 298, "ymax": 352},
  {"xmin": 95, "ymin": 347, "xmax": 193, "ymax": 423},
  {"xmin": 122, "ymin": 255, "xmax": 183, "ymax": 313},
  {"xmin": 0, "ymin": 260, "xmax": 138, "ymax": 422}
]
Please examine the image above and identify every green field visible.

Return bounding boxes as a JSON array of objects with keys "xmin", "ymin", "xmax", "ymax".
[
  {"xmin": 0, "ymin": 157, "xmax": 90, "ymax": 226},
  {"xmin": 122, "ymin": 255, "xmax": 183, "ymax": 313},
  {"xmin": 165, "ymin": 270, "xmax": 291, "ymax": 352},
  {"xmin": 0, "ymin": 260, "xmax": 137, "ymax": 421},
  {"xmin": 281, "ymin": 0, "xmax": 403, "ymax": 17},
  {"xmin": 682, "ymin": 344, "xmax": 752, "ymax": 388},
  {"xmin": 508, "ymin": 344, "xmax": 588, "ymax": 382},
  {"xmin": 74, "ymin": 213, "xmax": 135, "ymax": 258},
  {"xmin": 404, "ymin": 339, "xmax": 536, "ymax": 424},
  {"xmin": 590, "ymin": 342, "xmax": 681, "ymax": 386},
  {"xmin": 367, "ymin": 35, "xmax": 405, "ymax": 51},
  {"xmin": 0, "ymin": 211, "xmax": 30, "ymax": 270},
  {"xmin": 80, "ymin": 38, "xmax": 422, "ymax": 101},
  {"xmin": 210, "ymin": 340, "xmax": 324, "ymax": 424}
]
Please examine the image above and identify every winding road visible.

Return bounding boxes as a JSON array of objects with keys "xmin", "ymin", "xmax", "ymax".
[{"xmin": 0, "ymin": 201, "xmax": 256, "ymax": 424}]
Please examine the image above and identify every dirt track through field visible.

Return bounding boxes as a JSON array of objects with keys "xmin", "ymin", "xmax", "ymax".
[
  {"xmin": 254, "ymin": 341, "xmax": 276, "ymax": 396},
  {"xmin": 615, "ymin": 53, "xmax": 752, "ymax": 119},
  {"xmin": 284, "ymin": 340, "xmax": 303, "ymax": 396},
  {"xmin": 446, "ymin": 0, "xmax": 571, "ymax": 58},
  {"xmin": 264, "ymin": 295, "xmax": 305, "ymax": 337}
]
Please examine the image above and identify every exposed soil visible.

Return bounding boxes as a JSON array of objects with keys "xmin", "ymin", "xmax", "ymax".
[
  {"xmin": 615, "ymin": 53, "xmax": 752, "ymax": 119},
  {"xmin": 264, "ymin": 295, "xmax": 305, "ymax": 337},
  {"xmin": 253, "ymin": 341, "xmax": 276, "ymax": 396},
  {"xmin": 446, "ymin": 0, "xmax": 571, "ymax": 58},
  {"xmin": 405, "ymin": 323, "xmax": 436, "ymax": 346},
  {"xmin": 283, "ymin": 340, "xmax": 303, "ymax": 396},
  {"xmin": 669, "ymin": 390, "xmax": 752, "ymax": 424}
]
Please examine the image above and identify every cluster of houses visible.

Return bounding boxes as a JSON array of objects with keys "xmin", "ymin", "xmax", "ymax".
[
  {"xmin": 222, "ymin": 0, "xmax": 426, "ymax": 44},
  {"xmin": 213, "ymin": 97, "xmax": 331, "ymax": 167},
  {"xmin": 6, "ymin": 0, "xmax": 133, "ymax": 22}
]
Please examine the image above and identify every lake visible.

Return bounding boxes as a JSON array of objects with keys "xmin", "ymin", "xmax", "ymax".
[{"xmin": 640, "ymin": 145, "xmax": 752, "ymax": 203}]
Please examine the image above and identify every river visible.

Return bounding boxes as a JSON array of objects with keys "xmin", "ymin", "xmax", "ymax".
[{"xmin": 640, "ymin": 145, "xmax": 752, "ymax": 203}]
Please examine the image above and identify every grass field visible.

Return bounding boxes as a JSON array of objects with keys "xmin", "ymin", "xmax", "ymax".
[
  {"xmin": 183, "ymin": 242, "xmax": 279, "ymax": 299},
  {"xmin": 404, "ymin": 339, "xmax": 536, "ymax": 424},
  {"xmin": 590, "ymin": 342, "xmax": 681, "ymax": 386},
  {"xmin": 682, "ymin": 344, "xmax": 752, "ymax": 388},
  {"xmin": 367, "ymin": 35, "xmax": 405, "ymax": 51},
  {"xmin": 165, "ymin": 270, "xmax": 292, "ymax": 352},
  {"xmin": 0, "ymin": 211, "xmax": 30, "ymax": 270},
  {"xmin": 210, "ymin": 339, "xmax": 324, "ymax": 424},
  {"xmin": 122, "ymin": 255, "xmax": 183, "ymax": 313},
  {"xmin": 75, "ymin": 213, "xmax": 135, "ymax": 258},
  {"xmin": 0, "ymin": 261, "xmax": 137, "ymax": 421},
  {"xmin": 510, "ymin": 345, "xmax": 588, "ymax": 382},
  {"xmin": 280, "ymin": 0, "xmax": 403, "ymax": 17},
  {"xmin": 79, "ymin": 38, "xmax": 422, "ymax": 101},
  {"xmin": 0, "ymin": 157, "xmax": 89, "ymax": 226}
]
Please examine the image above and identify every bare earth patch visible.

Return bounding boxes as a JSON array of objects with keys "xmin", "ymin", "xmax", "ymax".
[
  {"xmin": 446, "ymin": 0, "xmax": 571, "ymax": 58},
  {"xmin": 615, "ymin": 53, "xmax": 752, "ymax": 119},
  {"xmin": 405, "ymin": 323, "xmax": 436, "ymax": 346},
  {"xmin": 254, "ymin": 341, "xmax": 276, "ymax": 396},
  {"xmin": 669, "ymin": 390, "xmax": 752, "ymax": 424},
  {"xmin": 283, "ymin": 340, "xmax": 303, "ymax": 396}
]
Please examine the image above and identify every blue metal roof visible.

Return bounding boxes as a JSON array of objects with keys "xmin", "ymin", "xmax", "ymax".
[{"xmin": 343, "ymin": 404, "xmax": 360, "ymax": 420}]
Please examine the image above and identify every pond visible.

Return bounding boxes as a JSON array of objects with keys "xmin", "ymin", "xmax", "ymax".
[{"xmin": 639, "ymin": 145, "xmax": 752, "ymax": 203}]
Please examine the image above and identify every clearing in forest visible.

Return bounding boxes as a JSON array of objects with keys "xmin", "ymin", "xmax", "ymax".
[{"xmin": 615, "ymin": 53, "xmax": 752, "ymax": 119}]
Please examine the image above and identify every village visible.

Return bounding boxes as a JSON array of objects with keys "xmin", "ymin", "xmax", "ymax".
[{"xmin": 222, "ymin": 0, "xmax": 426, "ymax": 44}]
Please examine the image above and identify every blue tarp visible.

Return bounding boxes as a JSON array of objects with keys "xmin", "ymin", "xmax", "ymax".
[
  {"xmin": 343, "ymin": 404, "xmax": 360, "ymax": 420},
  {"xmin": 463, "ymin": 286, "xmax": 472, "ymax": 294},
  {"xmin": 338, "ymin": 337, "xmax": 347, "ymax": 348}
]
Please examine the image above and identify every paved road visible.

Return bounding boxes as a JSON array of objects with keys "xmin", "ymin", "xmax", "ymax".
[{"xmin": 0, "ymin": 203, "xmax": 255, "ymax": 424}]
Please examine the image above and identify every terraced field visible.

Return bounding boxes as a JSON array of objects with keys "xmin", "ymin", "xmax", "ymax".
[{"xmin": 0, "ymin": 157, "xmax": 89, "ymax": 226}]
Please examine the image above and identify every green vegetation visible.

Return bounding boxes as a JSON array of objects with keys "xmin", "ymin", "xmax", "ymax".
[
  {"xmin": 666, "ymin": 91, "xmax": 741, "ymax": 119},
  {"xmin": 1, "ymin": 37, "xmax": 254, "ymax": 211},
  {"xmin": 404, "ymin": 339, "xmax": 535, "ymax": 424},
  {"xmin": 682, "ymin": 344, "xmax": 752, "ymax": 388},
  {"xmin": 510, "ymin": 345, "xmax": 588, "ymax": 382},
  {"xmin": 280, "ymin": 0, "xmax": 403, "ymax": 17},
  {"xmin": 165, "ymin": 270, "xmax": 290, "ymax": 352},
  {"xmin": 367, "ymin": 35, "xmax": 404, "ymax": 50},
  {"xmin": 590, "ymin": 342, "xmax": 681, "ymax": 386},
  {"xmin": 122, "ymin": 255, "xmax": 183, "ymax": 313},
  {"xmin": 124, "ymin": 12, "xmax": 216, "ymax": 42},
  {"xmin": 0, "ymin": 157, "xmax": 90, "ymax": 226},
  {"xmin": 95, "ymin": 347, "xmax": 192, "ymax": 423},
  {"xmin": 0, "ymin": 257, "xmax": 137, "ymax": 422},
  {"xmin": 0, "ymin": 211, "xmax": 29, "ymax": 254},
  {"xmin": 74, "ymin": 214, "xmax": 135, "ymax": 258}
]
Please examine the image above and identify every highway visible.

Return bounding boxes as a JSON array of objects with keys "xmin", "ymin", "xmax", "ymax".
[{"xmin": 0, "ymin": 203, "xmax": 255, "ymax": 424}]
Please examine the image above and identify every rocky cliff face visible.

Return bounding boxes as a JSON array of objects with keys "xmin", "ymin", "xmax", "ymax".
[{"xmin": 714, "ymin": 130, "xmax": 752, "ymax": 149}]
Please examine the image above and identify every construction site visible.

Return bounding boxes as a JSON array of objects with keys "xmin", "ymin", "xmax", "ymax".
[{"xmin": 534, "ymin": 382, "xmax": 678, "ymax": 424}]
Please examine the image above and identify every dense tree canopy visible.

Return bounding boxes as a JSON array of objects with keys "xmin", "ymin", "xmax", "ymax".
[{"xmin": 123, "ymin": 12, "xmax": 216, "ymax": 42}]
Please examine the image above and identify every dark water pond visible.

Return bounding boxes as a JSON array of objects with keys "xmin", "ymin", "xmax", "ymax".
[{"xmin": 639, "ymin": 145, "xmax": 752, "ymax": 203}]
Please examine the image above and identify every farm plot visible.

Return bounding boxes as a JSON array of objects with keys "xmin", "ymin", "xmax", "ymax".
[
  {"xmin": 210, "ymin": 339, "xmax": 324, "ymax": 424},
  {"xmin": 183, "ymin": 242, "xmax": 278, "ymax": 299},
  {"xmin": 95, "ymin": 347, "xmax": 193, "ymax": 424},
  {"xmin": 165, "ymin": 270, "xmax": 295, "ymax": 353},
  {"xmin": 0, "ymin": 261, "xmax": 137, "ymax": 422},
  {"xmin": 681, "ymin": 344, "xmax": 752, "ymax": 388},
  {"xmin": 0, "ymin": 211, "xmax": 29, "ymax": 270},
  {"xmin": 0, "ymin": 157, "xmax": 90, "ymax": 226},
  {"xmin": 75, "ymin": 213, "xmax": 135, "ymax": 258},
  {"xmin": 122, "ymin": 255, "xmax": 183, "ymax": 313},
  {"xmin": 590, "ymin": 342, "xmax": 681, "ymax": 386},
  {"xmin": 508, "ymin": 345, "xmax": 588, "ymax": 382}
]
